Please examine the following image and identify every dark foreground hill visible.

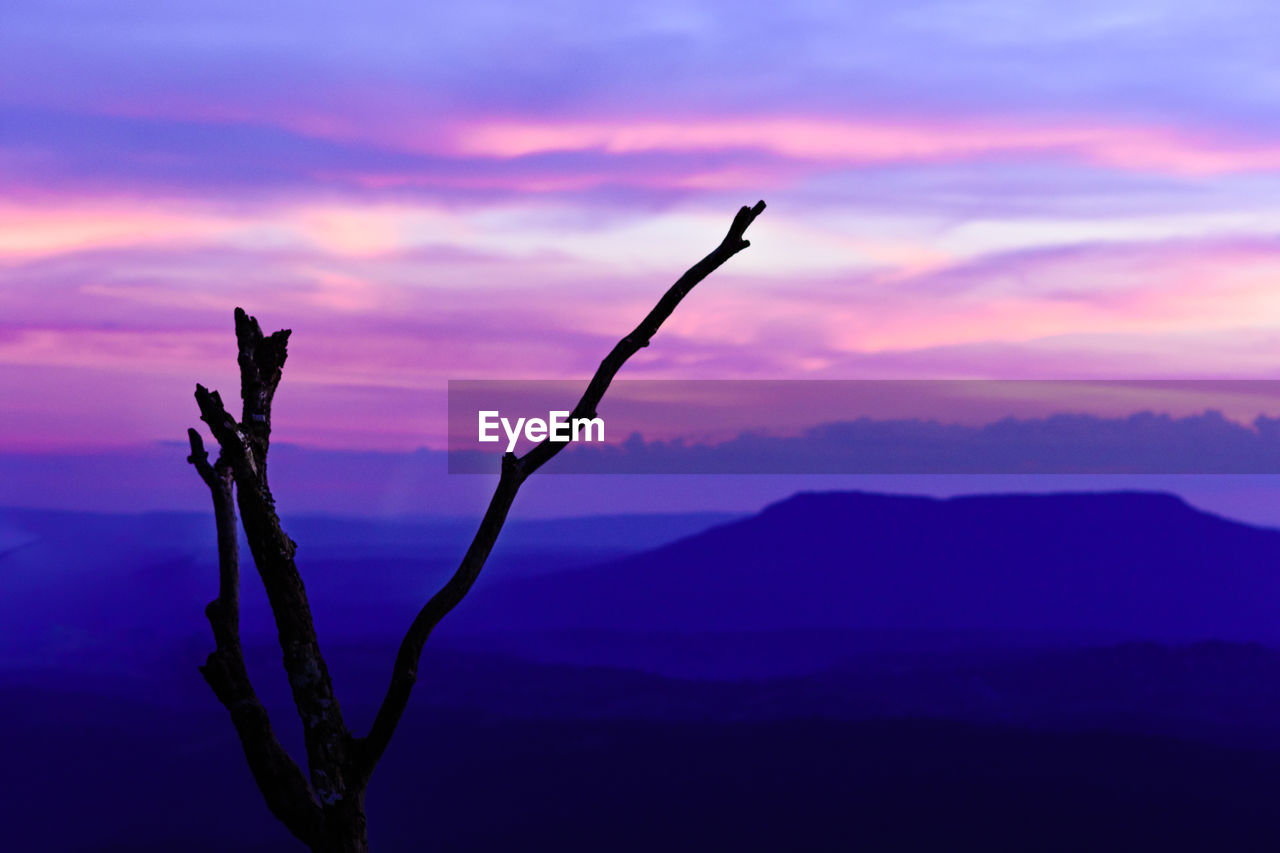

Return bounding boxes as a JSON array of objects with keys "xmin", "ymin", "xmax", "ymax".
[
  {"xmin": 11, "ymin": 642, "xmax": 1280, "ymax": 852},
  {"xmin": 456, "ymin": 491, "xmax": 1280, "ymax": 641},
  {"xmin": 12, "ymin": 492, "xmax": 1280, "ymax": 849}
]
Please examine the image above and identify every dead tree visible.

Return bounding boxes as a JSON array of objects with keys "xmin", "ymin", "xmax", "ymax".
[{"xmin": 185, "ymin": 201, "xmax": 766, "ymax": 852}]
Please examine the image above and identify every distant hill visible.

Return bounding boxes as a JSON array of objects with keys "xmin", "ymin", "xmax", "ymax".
[
  {"xmin": 12, "ymin": 493, "xmax": 1280, "ymax": 851},
  {"xmin": 0, "ymin": 506, "xmax": 738, "ymax": 667},
  {"xmin": 455, "ymin": 491, "xmax": 1280, "ymax": 641}
]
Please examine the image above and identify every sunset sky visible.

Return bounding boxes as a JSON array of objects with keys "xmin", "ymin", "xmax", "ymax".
[{"xmin": 5, "ymin": 1, "xmax": 1280, "ymax": 509}]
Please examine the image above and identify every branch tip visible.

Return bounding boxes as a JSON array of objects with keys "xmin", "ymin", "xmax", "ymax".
[
  {"xmin": 187, "ymin": 428, "xmax": 207, "ymax": 459},
  {"xmin": 724, "ymin": 199, "xmax": 766, "ymax": 249}
]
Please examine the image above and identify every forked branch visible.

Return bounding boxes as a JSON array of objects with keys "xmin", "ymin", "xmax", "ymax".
[
  {"xmin": 190, "ymin": 313, "xmax": 361, "ymax": 846},
  {"xmin": 187, "ymin": 429, "xmax": 326, "ymax": 848},
  {"xmin": 186, "ymin": 201, "xmax": 765, "ymax": 852}
]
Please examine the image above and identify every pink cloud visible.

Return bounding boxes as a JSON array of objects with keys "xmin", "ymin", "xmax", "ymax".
[
  {"xmin": 443, "ymin": 116, "xmax": 1280, "ymax": 177},
  {"xmin": 7, "ymin": 233, "xmax": 1280, "ymax": 451}
]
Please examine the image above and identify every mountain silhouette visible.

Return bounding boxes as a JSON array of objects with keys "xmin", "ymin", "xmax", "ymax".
[
  {"xmin": 13, "ymin": 493, "xmax": 1280, "ymax": 850},
  {"xmin": 457, "ymin": 491, "xmax": 1280, "ymax": 640}
]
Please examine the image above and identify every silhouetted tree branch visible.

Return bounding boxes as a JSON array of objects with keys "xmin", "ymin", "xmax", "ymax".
[
  {"xmin": 187, "ymin": 429, "xmax": 327, "ymax": 846},
  {"xmin": 357, "ymin": 199, "xmax": 766, "ymax": 777},
  {"xmin": 186, "ymin": 201, "xmax": 765, "ymax": 852}
]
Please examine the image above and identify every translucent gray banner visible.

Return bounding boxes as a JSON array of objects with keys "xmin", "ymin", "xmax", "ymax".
[{"xmin": 447, "ymin": 379, "xmax": 1280, "ymax": 474}]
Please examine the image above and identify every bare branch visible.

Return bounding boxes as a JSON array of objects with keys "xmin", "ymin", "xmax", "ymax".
[
  {"xmin": 356, "ymin": 200, "xmax": 767, "ymax": 778},
  {"xmin": 520, "ymin": 199, "xmax": 766, "ymax": 477},
  {"xmin": 195, "ymin": 384, "xmax": 259, "ymax": 483},
  {"xmin": 189, "ymin": 203, "xmax": 764, "ymax": 850},
  {"xmin": 234, "ymin": 306, "xmax": 291, "ymax": 477},
  {"xmin": 186, "ymin": 428, "xmax": 325, "ymax": 848},
  {"xmin": 186, "ymin": 428, "xmax": 216, "ymax": 486},
  {"xmin": 195, "ymin": 311, "xmax": 356, "ymax": 816}
]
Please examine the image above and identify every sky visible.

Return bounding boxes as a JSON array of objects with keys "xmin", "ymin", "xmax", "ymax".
[{"xmin": 5, "ymin": 1, "xmax": 1280, "ymax": 516}]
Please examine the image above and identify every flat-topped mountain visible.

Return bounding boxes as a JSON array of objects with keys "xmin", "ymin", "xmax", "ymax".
[{"xmin": 457, "ymin": 491, "xmax": 1280, "ymax": 640}]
